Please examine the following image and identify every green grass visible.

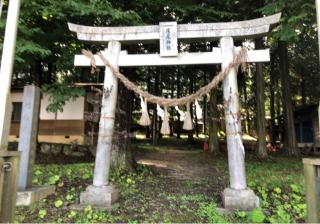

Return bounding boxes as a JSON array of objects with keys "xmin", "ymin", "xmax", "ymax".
[
  {"xmin": 214, "ymin": 154, "xmax": 305, "ymax": 222},
  {"xmin": 15, "ymin": 153, "xmax": 306, "ymax": 223}
]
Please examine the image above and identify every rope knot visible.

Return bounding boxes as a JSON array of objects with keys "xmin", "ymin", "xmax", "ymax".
[{"xmin": 82, "ymin": 47, "xmax": 248, "ymax": 107}]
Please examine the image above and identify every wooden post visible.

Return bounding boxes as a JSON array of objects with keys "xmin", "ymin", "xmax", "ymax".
[
  {"xmin": 303, "ymin": 158, "xmax": 320, "ymax": 223},
  {"xmin": 0, "ymin": 151, "xmax": 20, "ymax": 223},
  {"xmin": 318, "ymin": 101, "xmax": 320, "ymax": 133},
  {"xmin": 0, "ymin": 0, "xmax": 21, "ymax": 151},
  {"xmin": 0, "ymin": 0, "xmax": 22, "ymax": 221},
  {"xmin": 316, "ymin": 0, "xmax": 320, "ymax": 63},
  {"xmin": 0, "ymin": 96, "xmax": 12, "ymax": 151}
]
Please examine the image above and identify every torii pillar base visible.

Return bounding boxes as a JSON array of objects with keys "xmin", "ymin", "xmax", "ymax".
[
  {"xmin": 16, "ymin": 186, "xmax": 56, "ymax": 206},
  {"xmin": 75, "ymin": 185, "xmax": 119, "ymax": 210},
  {"xmin": 222, "ymin": 188, "xmax": 259, "ymax": 211}
]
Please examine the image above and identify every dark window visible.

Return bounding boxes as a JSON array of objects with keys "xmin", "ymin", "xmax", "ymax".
[
  {"xmin": 302, "ymin": 120, "xmax": 313, "ymax": 143},
  {"xmin": 11, "ymin": 102, "xmax": 22, "ymax": 121},
  {"xmin": 295, "ymin": 123, "xmax": 302, "ymax": 143}
]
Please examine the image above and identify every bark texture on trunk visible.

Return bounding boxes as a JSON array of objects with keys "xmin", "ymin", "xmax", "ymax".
[
  {"xmin": 111, "ymin": 75, "xmax": 135, "ymax": 170},
  {"xmin": 188, "ymin": 74, "xmax": 194, "ymax": 143},
  {"xmin": 209, "ymin": 88, "xmax": 220, "ymax": 155},
  {"xmin": 279, "ymin": 41, "xmax": 299, "ymax": 156},
  {"xmin": 176, "ymin": 68, "xmax": 181, "ymax": 139},
  {"xmin": 152, "ymin": 71, "xmax": 159, "ymax": 145},
  {"xmin": 255, "ymin": 38, "xmax": 268, "ymax": 158},
  {"xmin": 270, "ymin": 52, "xmax": 276, "ymax": 146}
]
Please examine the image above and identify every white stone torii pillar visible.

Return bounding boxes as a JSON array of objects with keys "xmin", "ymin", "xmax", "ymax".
[
  {"xmin": 69, "ymin": 13, "xmax": 280, "ymax": 211},
  {"xmin": 80, "ymin": 41, "xmax": 121, "ymax": 208},
  {"xmin": 221, "ymin": 37, "xmax": 246, "ymax": 190},
  {"xmin": 220, "ymin": 37, "xmax": 259, "ymax": 210}
]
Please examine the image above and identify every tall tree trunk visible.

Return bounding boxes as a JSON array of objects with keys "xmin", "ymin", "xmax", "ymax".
[
  {"xmin": 255, "ymin": 38, "xmax": 268, "ymax": 158},
  {"xmin": 278, "ymin": 41, "xmax": 299, "ymax": 156},
  {"xmin": 301, "ymin": 78, "xmax": 306, "ymax": 105},
  {"xmin": 176, "ymin": 68, "xmax": 181, "ymax": 138},
  {"xmin": 270, "ymin": 52, "xmax": 276, "ymax": 146},
  {"xmin": 195, "ymin": 111, "xmax": 199, "ymax": 137},
  {"xmin": 158, "ymin": 68, "xmax": 163, "ymax": 141},
  {"xmin": 152, "ymin": 69, "xmax": 160, "ymax": 145},
  {"xmin": 194, "ymin": 73, "xmax": 199, "ymax": 137},
  {"xmin": 31, "ymin": 60, "xmax": 42, "ymax": 86},
  {"xmin": 47, "ymin": 63, "xmax": 55, "ymax": 84},
  {"xmin": 152, "ymin": 103, "xmax": 158, "ymax": 145},
  {"xmin": 146, "ymin": 72, "xmax": 151, "ymax": 138},
  {"xmin": 209, "ymin": 88, "xmax": 220, "ymax": 155},
  {"xmin": 242, "ymin": 72, "xmax": 250, "ymax": 134},
  {"xmin": 111, "ymin": 80, "xmax": 135, "ymax": 171},
  {"xmin": 169, "ymin": 72, "xmax": 175, "ymax": 137},
  {"xmin": 203, "ymin": 71, "xmax": 208, "ymax": 135},
  {"xmin": 188, "ymin": 74, "xmax": 194, "ymax": 143}
]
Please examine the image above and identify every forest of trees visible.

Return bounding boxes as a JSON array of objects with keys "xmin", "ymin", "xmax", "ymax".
[{"xmin": 1, "ymin": 0, "xmax": 319, "ymax": 162}]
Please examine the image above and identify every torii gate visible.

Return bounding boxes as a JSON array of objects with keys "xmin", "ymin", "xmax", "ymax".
[{"xmin": 69, "ymin": 13, "xmax": 281, "ymax": 211}]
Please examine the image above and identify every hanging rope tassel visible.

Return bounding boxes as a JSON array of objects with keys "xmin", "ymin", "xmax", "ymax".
[
  {"xmin": 175, "ymin": 106, "xmax": 185, "ymax": 121},
  {"xmin": 157, "ymin": 104, "xmax": 164, "ymax": 120},
  {"xmin": 138, "ymin": 96, "xmax": 151, "ymax": 126},
  {"xmin": 195, "ymin": 99, "xmax": 203, "ymax": 120},
  {"xmin": 160, "ymin": 106, "xmax": 170, "ymax": 135},
  {"xmin": 183, "ymin": 103, "xmax": 193, "ymax": 130}
]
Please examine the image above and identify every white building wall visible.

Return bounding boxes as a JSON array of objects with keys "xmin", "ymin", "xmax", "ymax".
[
  {"xmin": 12, "ymin": 91, "xmax": 85, "ymax": 120},
  {"xmin": 57, "ymin": 97, "xmax": 84, "ymax": 120},
  {"xmin": 11, "ymin": 92, "xmax": 23, "ymax": 102},
  {"xmin": 40, "ymin": 95, "xmax": 56, "ymax": 120}
]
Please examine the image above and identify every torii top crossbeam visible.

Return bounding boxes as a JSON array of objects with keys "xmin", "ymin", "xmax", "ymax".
[
  {"xmin": 69, "ymin": 13, "xmax": 281, "ymax": 66},
  {"xmin": 68, "ymin": 13, "xmax": 281, "ymax": 42}
]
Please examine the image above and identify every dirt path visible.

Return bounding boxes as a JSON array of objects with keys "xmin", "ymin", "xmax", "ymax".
[{"xmin": 135, "ymin": 149, "xmax": 226, "ymax": 181}]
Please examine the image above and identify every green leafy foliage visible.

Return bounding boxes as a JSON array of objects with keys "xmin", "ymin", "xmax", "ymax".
[
  {"xmin": 54, "ymin": 199, "xmax": 64, "ymax": 208},
  {"xmin": 235, "ymin": 211, "xmax": 247, "ymax": 219},
  {"xmin": 196, "ymin": 202, "xmax": 227, "ymax": 223},
  {"xmin": 249, "ymin": 208, "xmax": 266, "ymax": 223},
  {"xmin": 261, "ymin": 0, "xmax": 316, "ymax": 42},
  {"xmin": 15, "ymin": 154, "xmax": 306, "ymax": 223},
  {"xmin": 235, "ymin": 156, "xmax": 306, "ymax": 223},
  {"xmin": 42, "ymin": 84, "xmax": 85, "ymax": 113},
  {"xmin": 47, "ymin": 175, "xmax": 60, "ymax": 185},
  {"xmin": 38, "ymin": 209, "xmax": 47, "ymax": 219},
  {"xmin": 67, "ymin": 210, "xmax": 77, "ymax": 219}
]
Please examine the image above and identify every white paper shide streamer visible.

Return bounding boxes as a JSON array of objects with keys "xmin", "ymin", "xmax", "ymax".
[
  {"xmin": 175, "ymin": 106, "xmax": 185, "ymax": 121},
  {"xmin": 195, "ymin": 99, "xmax": 203, "ymax": 119},
  {"xmin": 183, "ymin": 103, "xmax": 193, "ymax": 130},
  {"xmin": 138, "ymin": 96, "xmax": 151, "ymax": 126},
  {"xmin": 157, "ymin": 104, "xmax": 164, "ymax": 120},
  {"xmin": 160, "ymin": 106, "xmax": 170, "ymax": 135}
]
